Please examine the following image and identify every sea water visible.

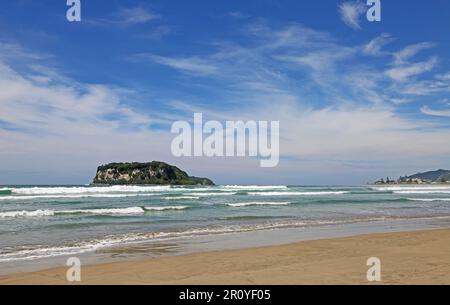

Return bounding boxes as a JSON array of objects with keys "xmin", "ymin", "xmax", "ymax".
[{"xmin": 1, "ymin": 184, "xmax": 450, "ymax": 272}]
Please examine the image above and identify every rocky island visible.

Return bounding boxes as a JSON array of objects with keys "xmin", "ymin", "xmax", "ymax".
[
  {"xmin": 373, "ymin": 169, "xmax": 450, "ymax": 185},
  {"xmin": 92, "ymin": 162, "xmax": 214, "ymax": 186}
]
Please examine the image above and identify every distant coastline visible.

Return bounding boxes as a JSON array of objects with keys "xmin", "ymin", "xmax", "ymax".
[{"xmin": 372, "ymin": 169, "xmax": 450, "ymax": 185}]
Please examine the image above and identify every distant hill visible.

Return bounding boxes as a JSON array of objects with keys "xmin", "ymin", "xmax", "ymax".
[
  {"xmin": 374, "ymin": 169, "xmax": 450, "ymax": 185},
  {"xmin": 406, "ymin": 169, "xmax": 450, "ymax": 183},
  {"xmin": 92, "ymin": 162, "xmax": 215, "ymax": 186}
]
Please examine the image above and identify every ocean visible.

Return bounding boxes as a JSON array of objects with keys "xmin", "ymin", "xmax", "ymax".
[{"xmin": 1, "ymin": 184, "xmax": 450, "ymax": 273}]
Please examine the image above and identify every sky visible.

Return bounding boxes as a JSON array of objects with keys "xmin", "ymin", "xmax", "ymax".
[{"xmin": 0, "ymin": 0, "xmax": 450, "ymax": 185}]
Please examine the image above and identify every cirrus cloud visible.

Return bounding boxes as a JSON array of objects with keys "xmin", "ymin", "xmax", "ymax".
[{"xmin": 338, "ymin": 1, "xmax": 366, "ymax": 30}]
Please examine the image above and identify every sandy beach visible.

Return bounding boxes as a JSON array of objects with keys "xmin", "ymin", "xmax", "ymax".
[{"xmin": 1, "ymin": 228, "xmax": 450, "ymax": 285}]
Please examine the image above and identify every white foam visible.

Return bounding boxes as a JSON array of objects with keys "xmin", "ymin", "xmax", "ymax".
[
  {"xmin": 178, "ymin": 186, "xmax": 266, "ymax": 193},
  {"xmin": 176, "ymin": 187, "xmax": 220, "ymax": 192},
  {"xmin": 0, "ymin": 228, "xmax": 237, "ymax": 262},
  {"xmin": 0, "ymin": 234, "xmax": 154, "ymax": 262},
  {"xmin": 188, "ymin": 192, "xmax": 236, "ymax": 197},
  {"xmin": 2, "ymin": 215, "xmax": 450, "ymax": 262},
  {"xmin": 0, "ymin": 193, "xmax": 157, "ymax": 201},
  {"xmin": 248, "ymin": 191, "xmax": 348, "ymax": 196},
  {"xmin": 0, "ymin": 206, "xmax": 190, "ymax": 218},
  {"xmin": 373, "ymin": 186, "xmax": 450, "ymax": 191},
  {"xmin": 1, "ymin": 185, "xmax": 292, "ymax": 198},
  {"xmin": 0, "ymin": 210, "xmax": 55, "ymax": 218},
  {"xmin": 227, "ymin": 202, "xmax": 291, "ymax": 207},
  {"xmin": 394, "ymin": 191, "xmax": 450, "ymax": 194},
  {"xmin": 6, "ymin": 185, "xmax": 172, "ymax": 195},
  {"xmin": 144, "ymin": 206, "xmax": 188, "ymax": 211},
  {"xmin": 221, "ymin": 185, "xmax": 288, "ymax": 190},
  {"xmin": 407, "ymin": 198, "xmax": 450, "ymax": 202},
  {"xmin": 163, "ymin": 196, "xmax": 200, "ymax": 200},
  {"xmin": 59, "ymin": 207, "xmax": 146, "ymax": 215}
]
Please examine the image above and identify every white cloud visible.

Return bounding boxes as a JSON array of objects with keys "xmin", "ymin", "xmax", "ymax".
[
  {"xmin": 3, "ymin": 22, "xmax": 450, "ymax": 184},
  {"xmin": 131, "ymin": 54, "xmax": 219, "ymax": 76},
  {"xmin": 89, "ymin": 7, "xmax": 159, "ymax": 27},
  {"xmin": 363, "ymin": 33, "xmax": 394, "ymax": 56},
  {"xmin": 397, "ymin": 80, "xmax": 449, "ymax": 96},
  {"xmin": 115, "ymin": 7, "xmax": 159, "ymax": 25},
  {"xmin": 135, "ymin": 26, "xmax": 172, "ymax": 39},
  {"xmin": 180, "ymin": 100, "xmax": 450, "ymax": 173},
  {"xmin": 138, "ymin": 23, "xmax": 450, "ymax": 174},
  {"xmin": 386, "ymin": 58, "xmax": 437, "ymax": 82},
  {"xmin": 0, "ymin": 42, "xmax": 51, "ymax": 61},
  {"xmin": 390, "ymin": 98, "xmax": 411, "ymax": 105},
  {"xmin": 228, "ymin": 11, "xmax": 250, "ymax": 19},
  {"xmin": 242, "ymin": 22, "xmax": 332, "ymax": 49},
  {"xmin": 421, "ymin": 106, "xmax": 450, "ymax": 117},
  {"xmin": 338, "ymin": 1, "xmax": 366, "ymax": 30},
  {"xmin": 0, "ymin": 47, "xmax": 175, "ymax": 184},
  {"xmin": 436, "ymin": 72, "xmax": 450, "ymax": 81},
  {"xmin": 393, "ymin": 42, "xmax": 434, "ymax": 65},
  {"xmin": 275, "ymin": 47, "xmax": 354, "ymax": 71}
]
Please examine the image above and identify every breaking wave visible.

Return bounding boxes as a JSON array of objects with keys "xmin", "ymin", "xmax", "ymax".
[
  {"xmin": 394, "ymin": 191, "xmax": 450, "ymax": 194},
  {"xmin": 187, "ymin": 192, "xmax": 236, "ymax": 197},
  {"xmin": 0, "ymin": 193, "xmax": 157, "ymax": 201},
  {"xmin": 0, "ymin": 210, "xmax": 55, "ymax": 218},
  {"xmin": 248, "ymin": 191, "xmax": 348, "ymax": 196},
  {"xmin": 163, "ymin": 196, "xmax": 201, "ymax": 200},
  {"xmin": 2, "ymin": 185, "xmax": 172, "ymax": 195},
  {"xmin": 407, "ymin": 198, "xmax": 450, "ymax": 202},
  {"xmin": 221, "ymin": 185, "xmax": 288, "ymax": 190},
  {"xmin": 373, "ymin": 186, "xmax": 450, "ymax": 192},
  {"xmin": 226, "ymin": 202, "xmax": 291, "ymax": 207},
  {"xmin": 0, "ymin": 206, "xmax": 189, "ymax": 218}
]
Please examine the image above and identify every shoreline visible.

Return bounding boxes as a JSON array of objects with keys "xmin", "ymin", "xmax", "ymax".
[
  {"xmin": 2, "ymin": 227, "xmax": 450, "ymax": 284},
  {"xmin": 1, "ymin": 215, "xmax": 449, "ymax": 277}
]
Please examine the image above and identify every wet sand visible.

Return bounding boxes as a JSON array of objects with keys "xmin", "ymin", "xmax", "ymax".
[{"xmin": 1, "ymin": 228, "xmax": 450, "ymax": 285}]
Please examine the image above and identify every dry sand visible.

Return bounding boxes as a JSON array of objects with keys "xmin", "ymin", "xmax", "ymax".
[{"xmin": 1, "ymin": 228, "xmax": 450, "ymax": 285}]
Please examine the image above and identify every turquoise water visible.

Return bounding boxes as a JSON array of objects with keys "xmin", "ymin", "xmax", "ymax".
[{"xmin": 1, "ymin": 184, "xmax": 450, "ymax": 263}]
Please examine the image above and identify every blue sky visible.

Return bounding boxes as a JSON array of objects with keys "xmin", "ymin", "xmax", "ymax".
[{"xmin": 0, "ymin": 0, "xmax": 450, "ymax": 185}]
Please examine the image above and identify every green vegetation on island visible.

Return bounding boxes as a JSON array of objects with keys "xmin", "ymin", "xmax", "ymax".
[{"xmin": 92, "ymin": 161, "xmax": 215, "ymax": 186}]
